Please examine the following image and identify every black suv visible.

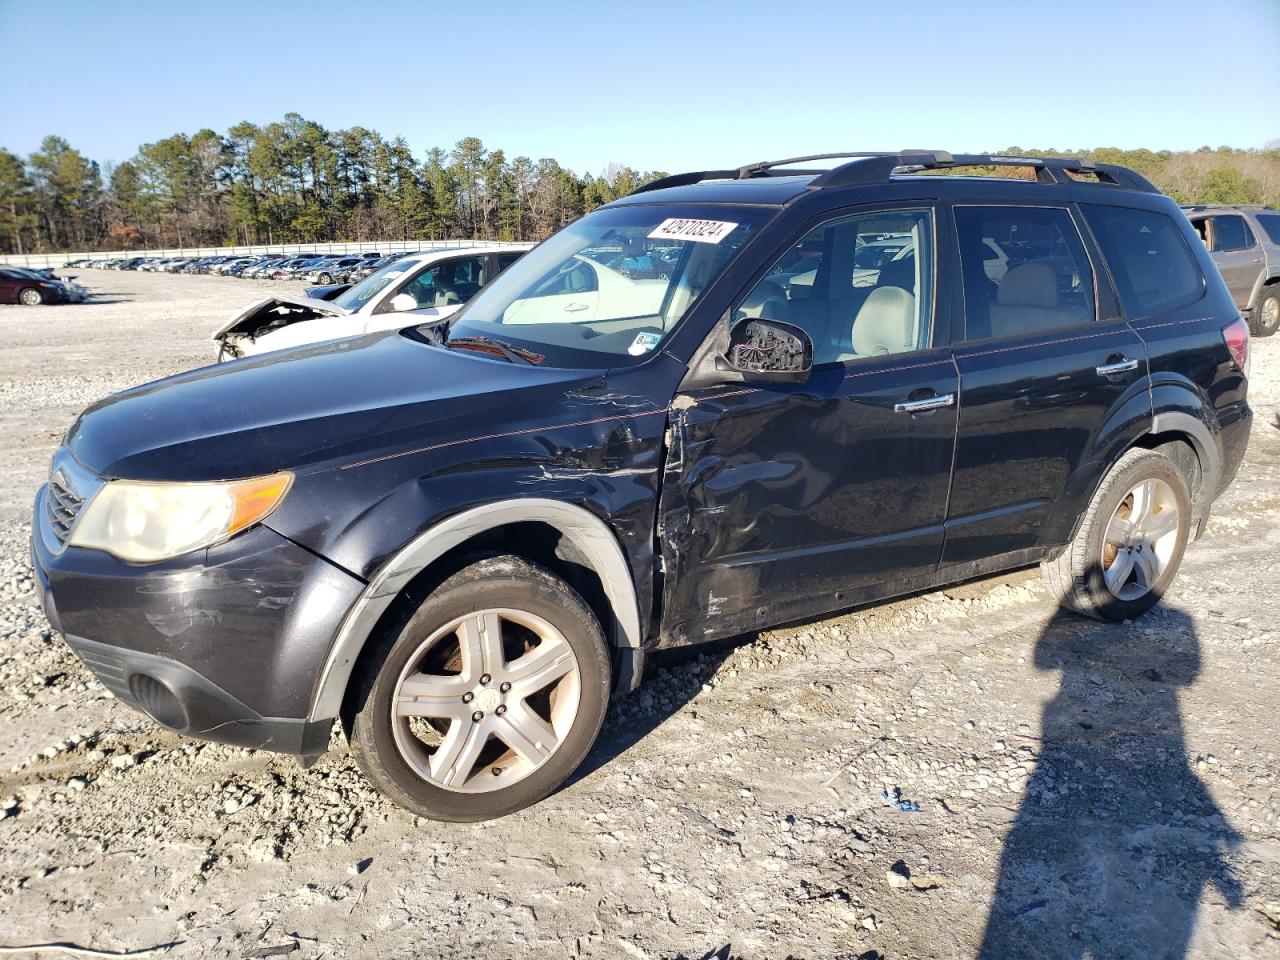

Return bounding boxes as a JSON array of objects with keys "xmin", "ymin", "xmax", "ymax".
[{"xmin": 31, "ymin": 152, "xmax": 1252, "ymax": 821}]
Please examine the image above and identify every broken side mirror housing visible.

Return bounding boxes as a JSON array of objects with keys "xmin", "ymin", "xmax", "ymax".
[
  {"xmin": 389, "ymin": 293, "xmax": 418, "ymax": 313},
  {"xmin": 717, "ymin": 318, "xmax": 813, "ymax": 383}
]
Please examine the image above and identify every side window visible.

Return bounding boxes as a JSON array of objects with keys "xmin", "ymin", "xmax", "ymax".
[
  {"xmin": 403, "ymin": 256, "xmax": 489, "ymax": 308},
  {"xmin": 734, "ymin": 208, "xmax": 935, "ymax": 365},
  {"xmin": 1256, "ymin": 214, "xmax": 1280, "ymax": 245},
  {"xmin": 955, "ymin": 206, "xmax": 1096, "ymax": 340},
  {"xmin": 496, "ymin": 253, "xmax": 523, "ymax": 273},
  {"xmin": 1190, "ymin": 217, "xmax": 1210, "ymax": 248},
  {"xmin": 1082, "ymin": 205, "xmax": 1205, "ymax": 317},
  {"xmin": 400, "ymin": 266, "xmax": 439, "ymax": 307},
  {"xmin": 1210, "ymin": 215, "xmax": 1253, "ymax": 252}
]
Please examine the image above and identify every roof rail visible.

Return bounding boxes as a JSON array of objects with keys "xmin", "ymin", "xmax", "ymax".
[{"xmin": 629, "ymin": 151, "xmax": 1160, "ymax": 196}]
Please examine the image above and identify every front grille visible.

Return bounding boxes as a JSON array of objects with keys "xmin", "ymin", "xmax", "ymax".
[{"xmin": 46, "ymin": 474, "xmax": 85, "ymax": 545}]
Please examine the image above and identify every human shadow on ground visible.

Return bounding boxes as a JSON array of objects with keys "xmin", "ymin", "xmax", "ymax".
[{"xmin": 978, "ymin": 605, "xmax": 1244, "ymax": 958}]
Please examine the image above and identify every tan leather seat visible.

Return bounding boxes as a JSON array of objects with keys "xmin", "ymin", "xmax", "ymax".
[
  {"xmin": 851, "ymin": 286, "xmax": 916, "ymax": 356},
  {"xmin": 988, "ymin": 261, "xmax": 1086, "ymax": 336},
  {"xmin": 737, "ymin": 279, "xmax": 790, "ymax": 323}
]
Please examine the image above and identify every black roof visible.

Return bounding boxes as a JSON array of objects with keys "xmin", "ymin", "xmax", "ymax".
[{"xmin": 612, "ymin": 151, "xmax": 1160, "ymax": 208}]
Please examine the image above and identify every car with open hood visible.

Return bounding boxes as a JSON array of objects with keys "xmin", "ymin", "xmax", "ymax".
[
  {"xmin": 32, "ymin": 151, "xmax": 1251, "ymax": 823},
  {"xmin": 212, "ymin": 244, "xmax": 532, "ymax": 360}
]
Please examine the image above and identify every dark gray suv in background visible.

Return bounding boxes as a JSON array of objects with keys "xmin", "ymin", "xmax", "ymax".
[{"xmin": 1183, "ymin": 204, "xmax": 1280, "ymax": 336}]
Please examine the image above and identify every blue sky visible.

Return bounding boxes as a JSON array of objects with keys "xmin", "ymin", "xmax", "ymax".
[{"xmin": 1, "ymin": 0, "xmax": 1277, "ymax": 175}]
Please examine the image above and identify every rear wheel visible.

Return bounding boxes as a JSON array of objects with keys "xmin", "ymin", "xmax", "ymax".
[
  {"xmin": 1250, "ymin": 287, "xmax": 1280, "ymax": 338},
  {"xmin": 18, "ymin": 287, "xmax": 43, "ymax": 306},
  {"xmin": 349, "ymin": 555, "xmax": 611, "ymax": 821},
  {"xmin": 1042, "ymin": 448, "xmax": 1191, "ymax": 621}
]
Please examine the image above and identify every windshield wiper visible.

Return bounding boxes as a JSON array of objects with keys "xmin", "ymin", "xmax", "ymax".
[{"xmin": 444, "ymin": 335, "xmax": 543, "ymax": 365}]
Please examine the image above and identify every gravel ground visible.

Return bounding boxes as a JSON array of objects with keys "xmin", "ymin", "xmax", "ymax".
[{"xmin": 0, "ymin": 270, "xmax": 1278, "ymax": 959}]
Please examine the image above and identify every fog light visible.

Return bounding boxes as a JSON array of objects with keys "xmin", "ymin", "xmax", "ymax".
[{"xmin": 128, "ymin": 673, "xmax": 189, "ymax": 731}]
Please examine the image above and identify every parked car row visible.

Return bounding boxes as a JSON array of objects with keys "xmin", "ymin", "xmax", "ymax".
[{"xmin": 64, "ymin": 251, "xmax": 422, "ymax": 284}]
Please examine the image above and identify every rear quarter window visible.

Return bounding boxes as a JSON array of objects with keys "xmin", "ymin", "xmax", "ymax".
[
  {"xmin": 1255, "ymin": 213, "xmax": 1280, "ymax": 245},
  {"xmin": 1082, "ymin": 205, "xmax": 1205, "ymax": 318}
]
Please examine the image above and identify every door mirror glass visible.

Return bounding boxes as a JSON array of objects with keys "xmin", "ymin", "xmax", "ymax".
[
  {"xmin": 388, "ymin": 293, "xmax": 418, "ymax": 312},
  {"xmin": 723, "ymin": 318, "xmax": 813, "ymax": 381}
]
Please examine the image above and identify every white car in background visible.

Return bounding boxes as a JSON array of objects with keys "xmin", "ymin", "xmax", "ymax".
[
  {"xmin": 501, "ymin": 254, "xmax": 668, "ymax": 324},
  {"xmin": 213, "ymin": 244, "xmax": 532, "ymax": 360}
]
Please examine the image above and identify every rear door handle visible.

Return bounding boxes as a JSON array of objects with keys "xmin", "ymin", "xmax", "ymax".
[
  {"xmin": 1096, "ymin": 358, "xmax": 1140, "ymax": 376},
  {"xmin": 894, "ymin": 393, "xmax": 955, "ymax": 414}
]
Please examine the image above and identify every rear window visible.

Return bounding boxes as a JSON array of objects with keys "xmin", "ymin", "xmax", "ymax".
[
  {"xmin": 1255, "ymin": 213, "xmax": 1280, "ymax": 245},
  {"xmin": 1082, "ymin": 206, "xmax": 1205, "ymax": 317}
]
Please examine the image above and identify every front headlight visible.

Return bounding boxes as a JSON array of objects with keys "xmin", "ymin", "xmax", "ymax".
[{"xmin": 68, "ymin": 472, "xmax": 293, "ymax": 563}]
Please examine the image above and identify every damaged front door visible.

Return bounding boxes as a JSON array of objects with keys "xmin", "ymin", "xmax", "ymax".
[{"xmin": 657, "ymin": 204, "xmax": 959, "ymax": 645}]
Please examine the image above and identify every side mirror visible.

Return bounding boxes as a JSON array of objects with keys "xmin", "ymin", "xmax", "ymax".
[
  {"xmin": 719, "ymin": 318, "xmax": 813, "ymax": 382},
  {"xmin": 388, "ymin": 293, "xmax": 418, "ymax": 313}
]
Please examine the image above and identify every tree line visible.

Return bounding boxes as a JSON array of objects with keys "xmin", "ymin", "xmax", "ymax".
[
  {"xmin": 0, "ymin": 114, "xmax": 667, "ymax": 254},
  {"xmin": 1, "ymin": 115, "xmax": 1278, "ymax": 255}
]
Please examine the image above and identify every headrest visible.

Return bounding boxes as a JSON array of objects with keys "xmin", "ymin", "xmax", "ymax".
[
  {"xmin": 997, "ymin": 261, "xmax": 1058, "ymax": 308},
  {"xmin": 852, "ymin": 286, "xmax": 916, "ymax": 356},
  {"xmin": 876, "ymin": 255, "xmax": 916, "ymax": 290},
  {"xmin": 738, "ymin": 280, "xmax": 789, "ymax": 321}
]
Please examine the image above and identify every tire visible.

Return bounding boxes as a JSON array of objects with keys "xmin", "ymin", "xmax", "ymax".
[
  {"xmin": 1250, "ymin": 286, "xmax": 1280, "ymax": 338},
  {"xmin": 1041, "ymin": 448, "xmax": 1191, "ymax": 622},
  {"xmin": 18, "ymin": 287, "xmax": 43, "ymax": 306},
  {"xmin": 318, "ymin": 272, "xmax": 332, "ymax": 284},
  {"xmin": 349, "ymin": 555, "xmax": 611, "ymax": 821}
]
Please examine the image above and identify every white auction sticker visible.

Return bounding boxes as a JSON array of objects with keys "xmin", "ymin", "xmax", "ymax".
[
  {"xmin": 628, "ymin": 331, "xmax": 663, "ymax": 356},
  {"xmin": 647, "ymin": 218, "xmax": 739, "ymax": 244}
]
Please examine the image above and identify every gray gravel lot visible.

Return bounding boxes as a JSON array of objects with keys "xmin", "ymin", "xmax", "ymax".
[{"xmin": 0, "ymin": 270, "xmax": 1278, "ymax": 959}]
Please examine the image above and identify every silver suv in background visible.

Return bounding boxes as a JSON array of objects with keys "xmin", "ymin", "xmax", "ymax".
[{"xmin": 1183, "ymin": 205, "xmax": 1280, "ymax": 336}]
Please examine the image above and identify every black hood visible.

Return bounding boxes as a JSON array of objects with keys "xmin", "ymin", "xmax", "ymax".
[{"xmin": 68, "ymin": 331, "xmax": 596, "ymax": 481}]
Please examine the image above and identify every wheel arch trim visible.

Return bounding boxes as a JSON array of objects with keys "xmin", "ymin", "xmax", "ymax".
[
  {"xmin": 307, "ymin": 497, "xmax": 641, "ymax": 722},
  {"xmin": 1148, "ymin": 409, "xmax": 1221, "ymax": 502}
]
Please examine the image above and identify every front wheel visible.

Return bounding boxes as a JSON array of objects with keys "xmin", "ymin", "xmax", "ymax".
[
  {"xmin": 1250, "ymin": 287, "xmax": 1280, "ymax": 338},
  {"xmin": 318, "ymin": 272, "xmax": 332, "ymax": 284},
  {"xmin": 18, "ymin": 287, "xmax": 43, "ymax": 306},
  {"xmin": 1042, "ymin": 448, "xmax": 1191, "ymax": 621},
  {"xmin": 349, "ymin": 555, "xmax": 611, "ymax": 821}
]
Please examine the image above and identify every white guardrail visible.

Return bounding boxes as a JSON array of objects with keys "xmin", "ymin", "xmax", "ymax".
[{"xmin": 0, "ymin": 239, "xmax": 517, "ymax": 270}]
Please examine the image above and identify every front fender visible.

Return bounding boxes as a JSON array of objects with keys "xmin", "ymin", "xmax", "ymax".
[{"xmin": 305, "ymin": 498, "xmax": 647, "ymax": 723}]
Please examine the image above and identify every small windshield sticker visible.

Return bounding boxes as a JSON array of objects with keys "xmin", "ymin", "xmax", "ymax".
[
  {"xmin": 647, "ymin": 218, "xmax": 739, "ymax": 244},
  {"xmin": 628, "ymin": 331, "xmax": 663, "ymax": 356}
]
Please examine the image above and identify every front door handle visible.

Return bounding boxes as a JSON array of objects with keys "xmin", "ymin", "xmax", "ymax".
[
  {"xmin": 894, "ymin": 393, "xmax": 955, "ymax": 414},
  {"xmin": 1096, "ymin": 358, "xmax": 1140, "ymax": 377},
  {"xmin": 564, "ymin": 302, "xmax": 590, "ymax": 313}
]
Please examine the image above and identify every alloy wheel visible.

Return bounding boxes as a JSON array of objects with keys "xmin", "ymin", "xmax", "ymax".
[
  {"xmin": 1100, "ymin": 477, "xmax": 1180, "ymax": 600},
  {"xmin": 1263, "ymin": 296, "xmax": 1279, "ymax": 331},
  {"xmin": 390, "ymin": 608, "xmax": 582, "ymax": 793},
  {"xmin": 19, "ymin": 288, "xmax": 42, "ymax": 305}
]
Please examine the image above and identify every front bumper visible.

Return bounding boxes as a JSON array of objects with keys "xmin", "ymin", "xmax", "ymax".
[{"xmin": 32, "ymin": 485, "xmax": 365, "ymax": 756}]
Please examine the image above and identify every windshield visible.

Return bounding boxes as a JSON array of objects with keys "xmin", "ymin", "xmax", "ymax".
[
  {"xmin": 443, "ymin": 204, "xmax": 767, "ymax": 366},
  {"xmin": 330, "ymin": 258, "xmax": 416, "ymax": 311}
]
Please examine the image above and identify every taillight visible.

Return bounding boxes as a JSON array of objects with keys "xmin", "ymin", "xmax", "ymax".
[{"xmin": 1222, "ymin": 318, "xmax": 1250, "ymax": 380}]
